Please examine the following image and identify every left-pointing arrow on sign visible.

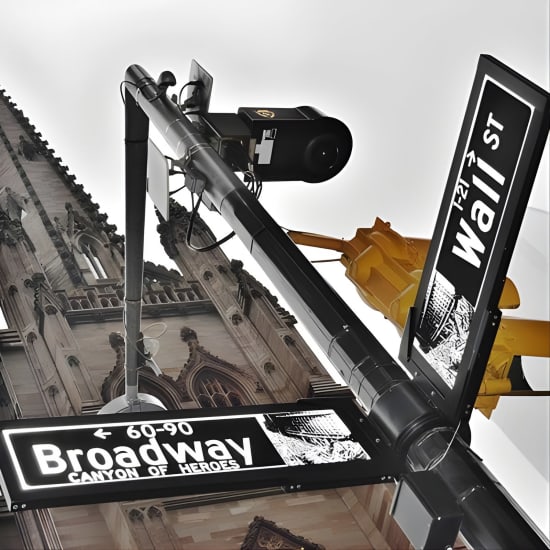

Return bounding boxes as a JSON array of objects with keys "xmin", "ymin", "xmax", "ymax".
[{"xmin": 94, "ymin": 428, "xmax": 112, "ymax": 440}]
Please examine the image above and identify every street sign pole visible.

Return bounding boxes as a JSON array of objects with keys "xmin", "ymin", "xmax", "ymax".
[
  {"xmin": 99, "ymin": 83, "xmax": 165, "ymax": 414},
  {"xmin": 120, "ymin": 61, "xmax": 549, "ymax": 549},
  {"xmin": 123, "ymin": 88, "xmax": 148, "ymax": 406}
]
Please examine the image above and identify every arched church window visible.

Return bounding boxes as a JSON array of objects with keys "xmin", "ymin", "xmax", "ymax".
[
  {"xmin": 228, "ymin": 392, "xmax": 243, "ymax": 407},
  {"xmin": 198, "ymin": 395, "xmax": 212, "ymax": 408},
  {"xmin": 213, "ymin": 393, "xmax": 227, "ymax": 408},
  {"xmin": 80, "ymin": 239, "xmax": 107, "ymax": 279},
  {"xmin": 86, "ymin": 291, "xmax": 100, "ymax": 308},
  {"xmin": 163, "ymin": 285, "xmax": 178, "ymax": 302},
  {"xmin": 194, "ymin": 371, "xmax": 247, "ymax": 408}
]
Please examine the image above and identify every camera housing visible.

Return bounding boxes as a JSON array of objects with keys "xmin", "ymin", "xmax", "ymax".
[
  {"xmin": 183, "ymin": 61, "xmax": 352, "ymax": 183},
  {"xmin": 237, "ymin": 106, "xmax": 352, "ymax": 183}
]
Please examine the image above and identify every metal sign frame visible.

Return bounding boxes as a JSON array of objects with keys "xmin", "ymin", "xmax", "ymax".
[
  {"xmin": 400, "ymin": 54, "xmax": 550, "ymax": 426},
  {"xmin": 0, "ymin": 399, "xmax": 402, "ymax": 511}
]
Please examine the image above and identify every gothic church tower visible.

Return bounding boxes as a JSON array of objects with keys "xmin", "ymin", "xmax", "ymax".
[
  {"xmin": 0, "ymin": 86, "xmax": 331, "ymax": 416},
  {"xmin": 0, "ymin": 88, "xmax": 414, "ymax": 550}
]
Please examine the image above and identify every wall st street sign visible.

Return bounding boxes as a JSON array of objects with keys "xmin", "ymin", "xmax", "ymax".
[
  {"xmin": 0, "ymin": 399, "xmax": 402, "ymax": 510},
  {"xmin": 400, "ymin": 55, "xmax": 550, "ymax": 425}
]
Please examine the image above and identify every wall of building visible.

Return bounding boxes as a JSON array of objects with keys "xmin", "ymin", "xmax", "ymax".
[{"xmin": 0, "ymin": 89, "xmax": 467, "ymax": 550}]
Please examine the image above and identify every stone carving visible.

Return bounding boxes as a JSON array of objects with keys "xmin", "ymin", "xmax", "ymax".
[
  {"xmin": 108, "ymin": 331, "xmax": 125, "ymax": 370},
  {"xmin": 44, "ymin": 304, "xmax": 58, "ymax": 315},
  {"xmin": 156, "ymin": 199, "xmax": 216, "ymax": 258},
  {"xmin": 241, "ymin": 516, "xmax": 325, "ymax": 550},
  {"xmin": 263, "ymin": 362, "xmax": 275, "ymax": 375},
  {"xmin": 231, "ymin": 312, "xmax": 243, "ymax": 325},
  {"xmin": 0, "ymin": 186, "xmax": 28, "ymax": 220},
  {"xmin": 230, "ymin": 259, "xmax": 297, "ymax": 325},
  {"xmin": 0, "ymin": 211, "xmax": 22, "ymax": 246},
  {"xmin": 53, "ymin": 216, "xmax": 66, "ymax": 234},
  {"xmin": 65, "ymin": 202, "xmax": 93, "ymax": 237},
  {"xmin": 17, "ymin": 135, "xmax": 38, "ymax": 161}
]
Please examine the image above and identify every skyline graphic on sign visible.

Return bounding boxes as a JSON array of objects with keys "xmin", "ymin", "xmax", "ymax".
[
  {"xmin": 259, "ymin": 410, "xmax": 371, "ymax": 466},
  {"xmin": 415, "ymin": 271, "xmax": 474, "ymax": 388}
]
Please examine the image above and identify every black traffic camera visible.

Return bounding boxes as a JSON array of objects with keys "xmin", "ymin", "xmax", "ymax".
[{"xmin": 179, "ymin": 60, "xmax": 352, "ymax": 184}]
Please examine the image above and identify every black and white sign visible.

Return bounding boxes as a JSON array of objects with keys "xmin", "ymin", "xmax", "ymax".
[
  {"xmin": 0, "ymin": 400, "xmax": 401, "ymax": 510},
  {"xmin": 400, "ymin": 55, "xmax": 550, "ymax": 424}
]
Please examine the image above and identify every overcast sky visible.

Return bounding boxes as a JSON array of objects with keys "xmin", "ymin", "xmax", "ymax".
[{"xmin": 0, "ymin": 0, "xmax": 548, "ymax": 536}]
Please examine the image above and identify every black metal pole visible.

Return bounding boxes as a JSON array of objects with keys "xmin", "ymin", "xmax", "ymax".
[
  {"xmin": 124, "ymin": 65, "xmax": 548, "ymax": 549},
  {"xmin": 124, "ymin": 87, "xmax": 149, "ymax": 404}
]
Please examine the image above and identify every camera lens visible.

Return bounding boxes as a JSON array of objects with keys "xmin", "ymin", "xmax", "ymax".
[{"xmin": 304, "ymin": 134, "xmax": 340, "ymax": 175}]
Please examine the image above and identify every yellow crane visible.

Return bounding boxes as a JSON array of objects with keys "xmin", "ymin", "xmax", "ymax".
[{"xmin": 289, "ymin": 218, "xmax": 550, "ymax": 417}]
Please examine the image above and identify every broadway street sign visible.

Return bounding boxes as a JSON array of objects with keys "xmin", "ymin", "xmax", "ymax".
[{"xmin": 0, "ymin": 399, "xmax": 402, "ymax": 510}]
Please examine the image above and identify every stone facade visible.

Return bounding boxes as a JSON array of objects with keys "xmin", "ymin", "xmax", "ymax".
[{"xmin": 0, "ymin": 88, "xmax": 440, "ymax": 549}]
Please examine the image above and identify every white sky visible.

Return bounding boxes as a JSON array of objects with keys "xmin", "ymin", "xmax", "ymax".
[{"xmin": 0, "ymin": 0, "xmax": 548, "ymax": 538}]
